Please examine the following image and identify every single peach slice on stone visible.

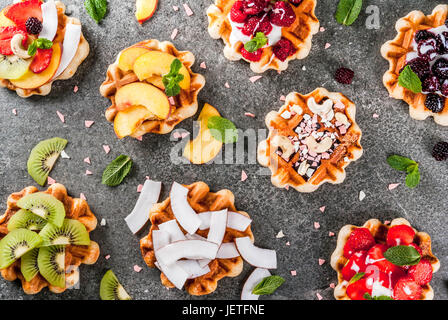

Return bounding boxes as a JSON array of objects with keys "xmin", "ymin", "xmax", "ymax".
[{"xmin": 135, "ymin": 0, "xmax": 158, "ymax": 24}]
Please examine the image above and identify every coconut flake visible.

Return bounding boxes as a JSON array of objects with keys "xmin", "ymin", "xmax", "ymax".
[
  {"xmin": 156, "ymin": 240, "xmax": 218, "ymax": 266},
  {"xmin": 207, "ymin": 209, "xmax": 228, "ymax": 245},
  {"xmin": 198, "ymin": 211, "xmax": 211, "ymax": 230},
  {"xmin": 39, "ymin": 0, "xmax": 58, "ymax": 41},
  {"xmin": 276, "ymin": 230, "xmax": 285, "ymax": 238},
  {"xmin": 359, "ymin": 190, "xmax": 366, "ymax": 201},
  {"xmin": 170, "ymin": 182, "xmax": 201, "ymax": 234},
  {"xmin": 61, "ymin": 150, "xmax": 70, "ymax": 159},
  {"xmin": 235, "ymin": 237, "xmax": 277, "ymax": 269},
  {"xmin": 216, "ymin": 242, "xmax": 240, "ymax": 259},
  {"xmin": 227, "ymin": 211, "xmax": 252, "ymax": 232},
  {"xmin": 54, "ymin": 23, "xmax": 81, "ymax": 78},
  {"xmin": 158, "ymin": 220, "xmax": 186, "ymax": 242},
  {"xmin": 177, "ymin": 260, "xmax": 211, "ymax": 279},
  {"xmin": 241, "ymin": 268, "xmax": 271, "ymax": 300}
]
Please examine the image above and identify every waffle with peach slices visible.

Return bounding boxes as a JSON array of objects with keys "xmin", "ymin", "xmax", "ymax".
[
  {"xmin": 258, "ymin": 88, "xmax": 363, "ymax": 193},
  {"xmin": 100, "ymin": 39, "xmax": 205, "ymax": 140}
]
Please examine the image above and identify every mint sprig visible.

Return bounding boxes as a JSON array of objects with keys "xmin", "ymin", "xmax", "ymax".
[
  {"xmin": 207, "ymin": 116, "xmax": 238, "ymax": 144},
  {"xmin": 27, "ymin": 38, "xmax": 53, "ymax": 56},
  {"xmin": 387, "ymin": 155, "xmax": 420, "ymax": 189},
  {"xmin": 162, "ymin": 59, "xmax": 185, "ymax": 97},
  {"xmin": 364, "ymin": 293, "xmax": 393, "ymax": 300},
  {"xmin": 102, "ymin": 155, "xmax": 133, "ymax": 187},
  {"xmin": 335, "ymin": 0, "xmax": 363, "ymax": 26},
  {"xmin": 85, "ymin": 0, "xmax": 108, "ymax": 23},
  {"xmin": 349, "ymin": 272, "xmax": 365, "ymax": 284},
  {"xmin": 244, "ymin": 32, "xmax": 268, "ymax": 53},
  {"xmin": 252, "ymin": 275, "xmax": 285, "ymax": 295},
  {"xmin": 384, "ymin": 245, "xmax": 421, "ymax": 266},
  {"xmin": 398, "ymin": 65, "xmax": 422, "ymax": 93}
]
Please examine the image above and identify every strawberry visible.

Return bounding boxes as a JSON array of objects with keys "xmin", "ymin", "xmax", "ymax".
[
  {"xmin": 393, "ymin": 277, "xmax": 422, "ymax": 300},
  {"xmin": 365, "ymin": 270, "xmax": 392, "ymax": 293},
  {"xmin": 29, "ymin": 48, "xmax": 53, "ymax": 73},
  {"xmin": 366, "ymin": 244, "xmax": 403, "ymax": 274},
  {"xmin": 343, "ymin": 227, "xmax": 376, "ymax": 258},
  {"xmin": 346, "ymin": 277, "xmax": 370, "ymax": 300},
  {"xmin": 270, "ymin": 1, "xmax": 296, "ymax": 27},
  {"xmin": 241, "ymin": 47, "xmax": 263, "ymax": 62},
  {"xmin": 0, "ymin": 26, "xmax": 28, "ymax": 55},
  {"xmin": 230, "ymin": 1, "xmax": 247, "ymax": 23},
  {"xmin": 408, "ymin": 259, "xmax": 433, "ymax": 285},
  {"xmin": 341, "ymin": 250, "xmax": 367, "ymax": 281},
  {"xmin": 408, "ymin": 243, "xmax": 423, "ymax": 256},
  {"xmin": 386, "ymin": 225, "xmax": 415, "ymax": 247},
  {"xmin": 4, "ymin": 0, "xmax": 42, "ymax": 30}
]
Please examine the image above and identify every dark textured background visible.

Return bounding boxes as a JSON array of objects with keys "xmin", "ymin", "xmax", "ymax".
[{"xmin": 0, "ymin": 0, "xmax": 446, "ymax": 300}]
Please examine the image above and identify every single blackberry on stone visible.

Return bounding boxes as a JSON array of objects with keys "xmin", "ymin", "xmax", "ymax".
[
  {"xmin": 334, "ymin": 67, "xmax": 354, "ymax": 84},
  {"xmin": 432, "ymin": 58, "xmax": 448, "ymax": 79},
  {"xmin": 425, "ymin": 93, "xmax": 445, "ymax": 113},
  {"xmin": 25, "ymin": 17, "xmax": 42, "ymax": 35},
  {"xmin": 432, "ymin": 141, "xmax": 448, "ymax": 161},
  {"xmin": 422, "ymin": 75, "xmax": 440, "ymax": 93},
  {"xmin": 406, "ymin": 58, "xmax": 430, "ymax": 79}
]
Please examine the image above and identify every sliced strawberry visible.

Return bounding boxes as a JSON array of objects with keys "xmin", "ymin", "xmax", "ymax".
[
  {"xmin": 241, "ymin": 47, "xmax": 263, "ymax": 62},
  {"xmin": 343, "ymin": 227, "xmax": 376, "ymax": 258},
  {"xmin": 342, "ymin": 250, "xmax": 367, "ymax": 281},
  {"xmin": 386, "ymin": 225, "xmax": 415, "ymax": 247},
  {"xmin": 4, "ymin": 0, "xmax": 42, "ymax": 30},
  {"xmin": 29, "ymin": 48, "xmax": 53, "ymax": 73},
  {"xmin": 366, "ymin": 244, "xmax": 403, "ymax": 274},
  {"xmin": 393, "ymin": 277, "xmax": 422, "ymax": 300},
  {"xmin": 0, "ymin": 26, "xmax": 28, "ymax": 55},
  {"xmin": 346, "ymin": 277, "xmax": 370, "ymax": 300},
  {"xmin": 408, "ymin": 259, "xmax": 433, "ymax": 285}
]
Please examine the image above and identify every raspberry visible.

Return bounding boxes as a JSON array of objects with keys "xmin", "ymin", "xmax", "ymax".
[
  {"xmin": 241, "ymin": 47, "xmax": 263, "ymax": 62},
  {"xmin": 386, "ymin": 225, "xmax": 415, "ymax": 247},
  {"xmin": 343, "ymin": 228, "xmax": 375, "ymax": 258},
  {"xmin": 422, "ymin": 75, "xmax": 440, "ymax": 93},
  {"xmin": 242, "ymin": 16, "xmax": 272, "ymax": 36},
  {"xmin": 242, "ymin": 0, "xmax": 268, "ymax": 15},
  {"xmin": 230, "ymin": 1, "xmax": 247, "ymax": 23},
  {"xmin": 432, "ymin": 141, "xmax": 448, "ymax": 161},
  {"xmin": 335, "ymin": 67, "xmax": 355, "ymax": 84},
  {"xmin": 270, "ymin": 1, "xmax": 296, "ymax": 27},
  {"xmin": 273, "ymin": 38, "xmax": 296, "ymax": 61},
  {"xmin": 425, "ymin": 94, "xmax": 445, "ymax": 113},
  {"xmin": 408, "ymin": 260, "xmax": 433, "ymax": 285},
  {"xmin": 25, "ymin": 17, "xmax": 42, "ymax": 35},
  {"xmin": 405, "ymin": 58, "xmax": 430, "ymax": 79},
  {"xmin": 432, "ymin": 58, "xmax": 448, "ymax": 79}
]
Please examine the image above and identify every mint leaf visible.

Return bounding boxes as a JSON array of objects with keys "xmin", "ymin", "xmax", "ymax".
[
  {"xmin": 387, "ymin": 155, "xmax": 416, "ymax": 172},
  {"xmin": 85, "ymin": 0, "xmax": 108, "ymax": 23},
  {"xmin": 335, "ymin": 0, "xmax": 363, "ymax": 26},
  {"xmin": 405, "ymin": 164, "xmax": 420, "ymax": 189},
  {"xmin": 244, "ymin": 32, "xmax": 268, "ymax": 53},
  {"xmin": 398, "ymin": 65, "xmax": 422, "ymax": 93},
  {"xmin": 207, "ymin": 116, "xmax": 238, "ymax": 144},
  {"xmin": 349, "ymin": 272, "xmax": 365, "ymax": 284},
  {"xmin": 102, "ymin": 155, "xmax": 133, "ymax": 187},
  {"xmin": 364, "ymin": 293, "xmax": 393, "ymax": 300},
  {"xmin": 162, "ymin": 59, "xmax": 185, "ymax": 97},
  {"xmin": 384, "ymin": 245, "xmax": 421, "ymax": 266},
  {"xmin": 252, "ymin": 275, "xmax": 285, "ymax": 295},
  {"xmin": 27, "ymin": 38, "xmax": 53, "ymax": 56}
]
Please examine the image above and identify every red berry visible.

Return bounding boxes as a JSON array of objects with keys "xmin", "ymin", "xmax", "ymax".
[
  {"xmin": 366, "ymin": 244, "xmax": 402, "ymax": 274},
  {"xmin": 273, "ymin": 38, "xmax": 296, "ymax": 61},
  {"xmin": 230, "ymin": 1, "xmax": 247, "ymax": 23},
  {"xmin": 408, "ymin": 243, "xmax": 423, "ymax": 256},
  {"xmin": 4, "ymin": 0, "xmax": 42, "ymax": 30},
  {"xmin": 386, "ymin": 225, "xmax": 415, "ymax": 247},
  {"xmin": 241, "ymin": 47, "xmax": 263, "ymax": 62},
  {"xmin": 346, "ymin": 277, "xmax": 370, "ymax": 300},
  {"xmin": 408, "ymin": 259, "xmax": 433, "ymax": 285},
  {"xmin": 341, "ymin": 250, "xmax": 367, "ymax": 281},
  {"xmin": 343, "ymin": 228, "xmax": 376, "ymax": 258},
  {"xmin": 29, "ymin": 48, "xmax": 53, "ymax": 74},
  {"xmin": 270, "ymin": 1, "xmax": 296, "ymax": 27},
  {"xmin": 242, "ymin": 16, "xmax": 272, "ymax": 36},
  {"xmin": 335, "ymin": 67, "xmax": 355, "ymax": 84},
  {"xmin": 365, "ymin": 270, "xmax": 392, "ymax": 293},
  {"xmin": 0, "ymin": 26, "xmax": 28, "ymax": 55},
  {"xmin": 393, "ymin": 277, "xmax": 422, "ymax": 300},
  {"xmin": 242, "ymin": 0, "xmax": 268, "ymax": 15}
]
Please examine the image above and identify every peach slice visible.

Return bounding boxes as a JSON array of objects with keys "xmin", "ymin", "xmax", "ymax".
[
  {"xmin": 114, "ymin": 105, "xmax": 152, "ymax": 139},
  {"xmin": 133, "ymin": 51, "xmax": 190, "ymax": 90},
  {"xmin": 11, "ymin": 42, "xmax": 61, "ymax": 89},
  {"xmin": 135, "ymin": 0, "xmax": 158, "ymax": 24},
  {"xmin": 183, "ymin": 103, "xmax": 223, "ymax": 164},
  {"xmin": 115, "ymin": 82, "xmax": 170, "ymax": 119},
  {"xmin": 117, "ymin": 46, "xmax": 150, "ymax": 72}
]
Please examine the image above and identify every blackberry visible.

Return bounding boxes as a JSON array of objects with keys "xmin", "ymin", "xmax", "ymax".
[
  {"xmin": 424, "ymin": 94, "xmax": 445, "ymax": 113},
  {"xmin": 432, "ymin": 141, "xmax": 448, "ymax": 161},
  {"xmin": 334, "ymin": 67, "xmax": 354, "ymax": 84},
  {"xmin": 432, "ymin": 58, "xmax": 448, "ymax": 79},
  {"xmin": 422, "ymin": 75, "xmax": 440, "ymax": 93},
  {"xmin": 406, "ymin": 58, "xmax": 430, "ymax": 79},
  {"xmin": 441, "ymin": 79, "xmax": 448, "ymax": 96},
  {"xmin": 414, "ymin": 30, "xmax": 436, "ymax": 42},
  {"xmin": 25, "ymin": 17, "xmax": 42, "ymax": 35}
]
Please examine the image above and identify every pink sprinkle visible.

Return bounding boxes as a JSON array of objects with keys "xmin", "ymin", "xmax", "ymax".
[
  {"xmin": 285, "ymin": 185, "xmax": 289, "ymax": 190},
  {"xmin": 56, "ymin": 111, "xmax": 65, "ymax": 123},
  {"xmin": 134, "ymin": 265, "xmax": 142, "ymax": 272},
  {"xmin": 249, "ymin": 75, "xmax": 262, "ymax": 83},
  {"xmin": 280, "ymin": 95, "xmax": 286, "ymax": 101},
  {"xmin": 290, "ymin": 270, "xmax": 297, "ymax": 276},
  {"xmin": 170, "ymin": 28, "xmax": 178, "ymax": 40},
  {"xmin": 80, "ymin": 193, "xmax": 86, "ymax": 201},
  {"xmin": 84, "ymin": 157, "xmax": 91, "ymax": 164},
  {"xmin": 319, "ymin": 206, "xmax": 326, "ymax": 213},
  {"xmin": 224, "ymin": 82, "xmax": 230, "ymax": 88},
  {"xmin": 105, "ymin": 255, "xmax": 111, "ymax": 260},
  {"xmin": 145, "ymin": 176, "xmax": 150, "ymax": 180},
  {"xmin": 173, "ymin": 5, "xmax": 179, "ymax": 11},
  {"xmin": 334, "ymin": 102, "xmax": 345, "ymax": 110},
  {"xmin": 200, "ymin": 62, "xmax": 207, "ymax": 69},
  {"xmin": 85, "ymin": 170, "xmax": 93, "ymax": 175},
  {"xmin": 314, "ymin": 222, "xmax": 320, "ymax": 229},
  {"xmin": 339, "ymin": 126, "xmax": 347, "ymax": 135},
  {"xmin": 168, "ymin": 97, "xmax": 176, "ymax": 105},
  {"xmin": 12, "ymin": 109, "xmax": 17, "ymax": 115},
  {"xmin": 384, "ymin": 220, "xmax": 391, "ymax": 225},
  {"xmin": 181, "ymin": 132, "xmax": 189, "ymax": 138},
  {"xmin": 316, "ymin": 293, "xmax": 323, "ymax": 300},
  {"xmin": 73, "ymin": 85, "xmax": 79, "ymax": 93},
  {"xmin": 136, "ymin": 136, "xmax": 143, "ymax": 141},
  {"xmin": 318, "ymin": 259, "xmax": 326, "ymax": 266},
  {"xmin": 137, "ymin": 184, "xmax": 143, "ymax": 193},
  {"xmin": 183, "ymin": 3, "xmax": 193, "ymax": 16},
  {"xmin": 286, "ymin": 241, "xmax": 290, "ymax": 246},
  {"xmin": 329, "ymin": 231, "xmax": 335, "ymax": 237},
  {"xmin": 325, "ymin": 43, "xmax": 331, "ymax": 49},
  {"xmin": 373, "ymin": 113, "xmax": 379, "ymax": 118},
  {"xmin": 388, "ymin": 183, "xmax": 400, "ymax": 190},
  {"xmin": 320, "ymin": 27, "xmax": 326, "ymax": 32},
  {"xmin": 47, "ymin": 177, "xmax": 56, "ymax": 185},
  {"xmin": 241, "ymin": 170, "xmax": 248, "ymax": 182},
  {"xmin": 244, "ymin": 112, "xmax": 255, "ymax": 118},
  {"xmin": 329, "ymin": 283, "xmax": 335, "ymax": 289},
  {"xmin": 103, "ymin": 145, "xmax": 111, "ymax": 154},
  {"xmin": 173, "ymin": 132, "xmax": 182, "ymax": 139}
]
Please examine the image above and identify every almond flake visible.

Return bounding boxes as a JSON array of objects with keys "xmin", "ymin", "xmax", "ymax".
[
  {"xmin": 329, "ymin": 231, "xmax": 335, "ymax": 237},
  {"xmin": 359, "ymin": 190, "xmax": 366, "ymax": 201},
  {"xmin": 224, "ymin": 82, "xmax": 230, "ymax": 88},
  {"xmin": 61, "ymin": 150, "xmax": 70, "ymax": 159},
  {"xmin": 325, "ymin": 43, "xmax": 331, "ymax": 49},
  {"xmin": 100, "ymin": 219, "xmax": 106, "ymax": 226},
  {"xmin": 280, "ymin": 95, "xmax": 286, "ymax": 101},
  {"xmin": 329, "ymin": 283, "xmax": 335, "ymax": 289},
  {"xmin": 319, "ymin": 206, "xmax": 326, "ymax": 213},
  {"xmin": 105, "ymin": 255, "xmax": 111, "ymax": 260},
  {"xmin": 372, "ymin": 113, "xmax": 379, "ymax": 118},
  {"xmin": 276, "ymin": 230, "xmax": 285, "ymax": 238},
  {"xmin": 316, "ymin": 293, "xmax": 323, "ymax": 300},
  {"xmin": 73, "ymin": 85, "xmax": 79, "ymax": 93},
  {"xmin": 12, "ymin": 109, "xmax": 17, "ymax": 115},
  {"xmin": 136, "ymin": 136, "xmax": 143, "ymax": 141},
  {"xmin": 173, "ymin": 5, "xmax": 179, "ymax": 11}
]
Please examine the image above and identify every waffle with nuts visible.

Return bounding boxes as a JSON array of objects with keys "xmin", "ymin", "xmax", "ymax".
[
  {"xmin": 0, "ymin": 1, "xmax": 89, "ymax": 98},
  {"xmin": 381, "ymin": 4, "xmax": 448, "ymax": 126},
  {"xmin": 0, "ymin": 183, "xmax": 100, "ymax": 295},
  {"xmin": 207, "ymin": 0, "xmax": 319, "ymax": 73},
  {"xmin": 100, "ymin": 39, "xmax": 205, "ymax": 139},
  {"xmin": 140, "ymin": 181, "xmax": 254, "ymax": 296},
  {"xmin": 258, "ymin": 88, "xmax": 363, "ymax": 193},
  {"xmin": 330, "ymin": 218, "xmax": 440, "ymax": 300}
]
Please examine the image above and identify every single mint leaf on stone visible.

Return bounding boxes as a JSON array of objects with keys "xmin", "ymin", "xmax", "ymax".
[
  {"xmin": 349, "ymin": 272, "xmax": 365, "ymax": 284},
  {"xmin": 207, "ymin": 116, "xmax": 238, "ymax": 144},
  {"xmin": 102, "ymin": 155, "xmax": 133, "ymax": 187},
  {"xmin": 384, "ymin": 245, "xmax": 421, "ymax": 266},
  {"xmin": 335, "ymin": 0, "xmax": 363, "ymax": 26},
  {"xmin": 85, "ymin": 0, "xmax": 108, "ymax": 23},
  {"xmin": 244, "ymin": 32, "xmax": 267, "ymax": 53},
  {"xmin": 252, "ymin": 275, "xmax": 285, "ymax": 295},
  {"xmin": 405, "ymin": 164, "xmax": 420, "ymax": 189},
  {"xmin": 398, "ymin": 65, "xmax": 422, "ymax": 93},
  {"xmin": 387, "ymin": 155, "xmax": 417, "ymax": 172}
]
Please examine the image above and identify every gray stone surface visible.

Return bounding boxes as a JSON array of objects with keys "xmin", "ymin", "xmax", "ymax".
[{"xmin": 0, "ymin": 0, "xmax": 447, "ymax": 300}]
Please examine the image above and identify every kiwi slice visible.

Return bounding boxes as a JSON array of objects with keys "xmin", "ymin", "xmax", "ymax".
[
  {"xmin": 37, "ymin": 246, "xmax": 65, "ymax": 288},
  {"xmin": 100, "ymin": 270, "xmax": 132, "ymax": 300},
  {"xmin": 7, "ymin": 209, "xmax": 47, "ymax": 232},
  {"xmin": 0, "ymin": 229, "xmax": 42, "ymax": 269},
  {"xmin": 27, "ymin": 137, "xmax": 68, "ymax": 186},
  {"xmin": 21, "ymin": 248, "xmax": 39, "ymax": 282},
  {"xmin": 0, "ymin": 54, "xmax": 32, "ymax": 80},
  {"xmin": 39, "ymin": 219, "xmax": 90, "ymax": 246},
  {"xmin": 17, "ymin": 193, "xmax": 65, "ymax": 228}
]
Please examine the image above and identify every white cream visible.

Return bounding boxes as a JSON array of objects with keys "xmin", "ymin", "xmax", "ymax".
[{"xmin": 371, "ymin": 281, "xmax": 393, "ymax": 298}]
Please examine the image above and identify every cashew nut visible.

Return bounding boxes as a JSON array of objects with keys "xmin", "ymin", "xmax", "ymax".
[
  {"xmin": 335, "ymin": 112, "xmax": 350, "ymax": 126},
  {"xmin": 297, "ymin": 161, "xmax": 310, "ymax": 176},
  {"xmin": 304, "ymin": 136, "xmax": 333, "ymax": 154},
  {"xmin": 290, "ymin": 104, "xmax": 303, "ymax": 115},
  {"xmin": 307, "ymin": 97, "xmax": 335, "ymax": 121},
  {"xmin": 271, "ymin": 135, "xmax": 294, "ymax": 160},
  {"xmin": 10, "ymin": 34, "xmax": 31, "ymax": 59}
]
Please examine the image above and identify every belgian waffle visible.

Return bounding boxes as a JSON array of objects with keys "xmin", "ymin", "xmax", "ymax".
[
  {"xmin": 140, "ymin": 181, "xmax": 254, "ymax": 296},
  {"xmin": 330, "ymin": 218, "xmax": 440, "ymax": 300},
  {"xmin": 0, "ymin": 183, "xmax": 100, "ymax": 295},
  {"xmin": 0, "ymin": 1, "xmax": 90, "ymax": 98},
  {"xmin": 207, "ymin": 0, "xmax": 319, "ymax": 73},
  {"xmin": 381, "ymin": 4, "xmax": 448, "ymax": 126},
  {"xmin": 258, "ymin": 88, "xmax": 363, "ymax": 193},
  {"xmin": 99, "ymin": 39, "xmax": 206, "ymax": 138}
]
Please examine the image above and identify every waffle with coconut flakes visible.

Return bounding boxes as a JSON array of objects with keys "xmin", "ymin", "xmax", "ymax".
[
  {"xmin": 381, "ymin": 4, "xmax": 448, "ymax": 126},
  {"xmin": 330, "ymin": 218, "xmax": 440, "ymax": 300},
  {"xmin": 0, "ymin": 0, "xmax": 89, "ymax": 98},
  {"xmin": 258, "ymin": 88, "xmax": 363, "ymax": 193},
  {"xmin": 207, "ymin": 0, "xmax": 319, "ymax": 73},
  {"xmin": 0, "ymin": 183, "xmax": 99, "ymax": 295},
  {"xmin": 100, "ymin": 39, "xmax": 205, "ymax": 140}
]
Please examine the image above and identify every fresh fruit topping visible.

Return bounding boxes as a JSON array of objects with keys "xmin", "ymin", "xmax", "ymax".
[
  {"xmin": 405, "ymin": 58, "xmax": 430, "ymax": 79},
  {"xmin": 17, "ymin": 192, "xmax": 66, "ymax": 228},
  {"xmin": 0, "ymin": 54, "xmax": 31, "ymax": 80},
  {"xmin": 270, "ymin": 1, "xmax": 296, "ymax": 27},
  {"xmin": 100, "ymin": 270, "xmax": 132, "ymax": 300},
  {"xmin": 4, "ymin": 0, "xmax": 42, "ymax": 30},
  {"xmin": 20, "ymin": 248, "xmax": 39, "ymax": 282},
  {"xmin": 408, "ymin": 259, "xmax": 433, "ymax": 285},
  {"xmin": 135, "ymin": 0, "xmax": 158, "ymax": 24},
  {"xmin": 84, "ymin": 0, "xmax": 108, "ymax": 24},
  {"xmin": 0, "ymin": 26, "xmax": 27, "ymax": 55},
  {"xmin": 242, "ymin": 16, "xmax": 272, "ymax": 36},
  {"xmin": 242, "ymin": 0, "xmax": 268, "ymax": 15},
  {"xmin": 431, "ymin": 58, "xmax": 448, "ymax": 79},
  {"xmin": 273, "ymin": 38, "xmax": 296, "ymax": 61},
  {"xmin": 39, "ymin": 219, "xmax": 90, "ymax": 246},
  {"xmin": 335, "ymin": 67, "xmax": 354, "ymax": 84},
  {"xmin": 386, "ymin": 225, "xmax": 415, "ymax": 247},
  {"xmin": 25, "ymin": 17, "xmax": 42, "ymax": 34},
  {"xmin": 241, "ymin": 46, "xmax": 263, "ymax": 61},
  {"xmin": 102, "ymin": 155, "xmax": 133, "ymax": 186},
  {"xmin": 113, "ymin": 105, "xmax": 152, "ymax": 139},
  {"xmin": 241, "ymin": 268, "xmax": 271, "ymax": 300},
  {"xmin": 393, "ymin": 277, "xmax": 421, "ymax": 300},
  {"xmin": 117, "ymin": 46, "xmax": 150, "ymax": 72},
  {"xmin": 342, "ymin": 250, "xmax": 367, "ymax": 281},
  {"xmin": 432, "ymin": 141, "xmax": 448, "ymax": 161},
  {"xmin": 366, "ymin": 244, "xmax": 402, "ymax": 274},
  {"xmin": 0, "ymin": 228, "xmax": 43, "ymax": 269},
  {"xmin": 441, "ymin": 79, "xmax": 448, "ymax": 96},
  {"xmin": 346, "ymin": 277, "xmax": 369, "ymax": 300},
  {"xmin": 37, "ymin": 245, "xmax": 65, "ymax": 288},
  {"xmin": 29, "ymin": 47, "xmax": 53, "ymax": 73},
  {"xmin": 235, "ymin": 236, "xmax": 277, "ymax": 269},
  {"xmin": 230, "ymin": 1, "xmax": 247, "ymax": 23},
  {"xmin": 415, "ymin": 30, "xmax": 436, "ymax": 43},
  {"xmin": 425, "ymin": 93, "xmax": 445, "ymax": 113},
  {"xmin": 422, "ymin": 75, "xmax": 440, "ymax": 93},
  {"xmin": 7, "ymin": 209, "xmax": 46, "ymax": 232},
  {"xmin": 343, "ymin": 228, "xmax": 375, "ymax": 258},
  {"xmin": 365, "ymin": 270, "xmax": 392, "ymax": 295}
]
